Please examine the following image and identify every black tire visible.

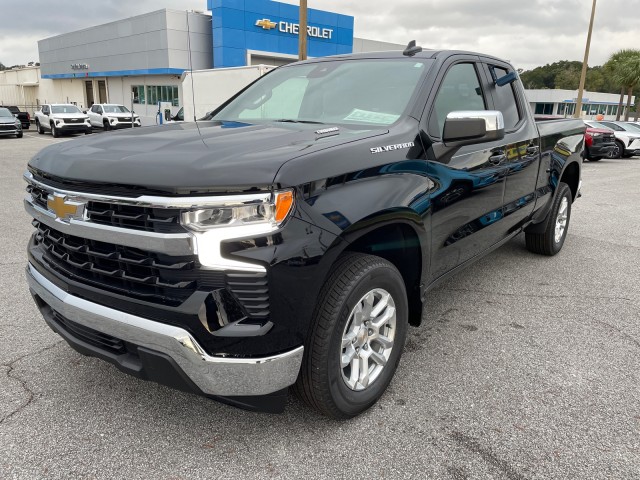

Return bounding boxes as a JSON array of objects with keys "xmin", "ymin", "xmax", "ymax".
[
  {"xmin": 36, "ymin": 120, "xmax": 44, "ymax": 135},
  {"xmin": 103, "ymin": 120, "xmax": 111, "ymax": 131},
  {"xmin": 293, "ymin": 252, "xmax": 409, "ymax": 419},
  {"xmin": 525, "ymin": 182, "xmax": 572, "ymax": 256},
  {"xmin": 16, "ymin": 131, "xmax": 23, "ymax": 138},
  {"xmin": 51, "ymin": 123, "xmax": 59, "ymax": 138},
  {"xmin": 85, "ymin": 128, "xmax": 92, "ymax": 135},
  {"xmin": 612, "ymin": 140, "xmax": 624, "ymax": 159}
]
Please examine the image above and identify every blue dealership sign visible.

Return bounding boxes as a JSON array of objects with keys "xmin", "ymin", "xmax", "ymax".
[{"xmin": 207, "ymin": 0, "xmax": 354, "ymax": 68}]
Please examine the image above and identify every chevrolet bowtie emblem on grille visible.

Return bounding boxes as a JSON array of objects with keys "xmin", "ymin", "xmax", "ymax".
[
  {"xmin": 255, "ymin": 18, "xmax": 277, "ymax": 30},
  {"xmin": 47, "ymin": 194, "xmax": 85, "ymax": 221}
]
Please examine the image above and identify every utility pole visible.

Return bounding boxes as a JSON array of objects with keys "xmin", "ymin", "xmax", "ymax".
[
  {"xmin": 574, "ymin": 0, "xmax": 596, "ymax": 118},
  {"xmin": 298, "ymin": 0, "xmax": 308, "ymax": 60}
]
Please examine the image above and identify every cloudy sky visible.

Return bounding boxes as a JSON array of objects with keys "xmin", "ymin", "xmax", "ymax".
[{"xmin": 0, "ymin": 0, "xmax": 635, "ymax": 71}]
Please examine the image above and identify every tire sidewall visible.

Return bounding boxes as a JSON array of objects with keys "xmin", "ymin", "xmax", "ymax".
[{"xmin": 325, "ymin": 265, "xmax": 408, "ymax": 416}]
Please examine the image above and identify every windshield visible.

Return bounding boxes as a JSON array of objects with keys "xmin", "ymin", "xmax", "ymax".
[
  {"xmin": 213, "ymin": 59, "xmax": 432, "ymax": 127},
  {"xmin": 104, "ymin": 105, "xmax": 130, "ymax": 113},
  {"xmin": 52, "ymin": 105, "xmax": 82, "ymax": 114},
  {"xmin": 0, "ymin": 108, "xmax": 13, "ymax": 118}
]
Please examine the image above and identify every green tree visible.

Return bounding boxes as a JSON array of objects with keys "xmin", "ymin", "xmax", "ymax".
[
  {"xmin": 0, "ymin": 61, "xmax": 6, "ymax": 71},
  {"xmin": 604, "ymin": 49, "xmax": 640, "ymax": 120}
]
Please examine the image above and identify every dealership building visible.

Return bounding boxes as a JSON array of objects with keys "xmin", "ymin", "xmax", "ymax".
[
  {"xmin": 1, "ymin": 0, "xmax": 401, "ymax": 123},
  {"xmin": 0, "ymin": 0, "xmax": 634, "ymax": 123}
]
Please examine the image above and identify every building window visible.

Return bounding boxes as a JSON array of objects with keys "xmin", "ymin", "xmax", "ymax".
[
  {"xmin": 132, "ymin": 86, "xmax": 145, "ymax": 104},
  {"xmin": 144, "ymin": 85, "xmax": 179, "ymax": 107},
  {"xmin": 557, "ymin": 103, "xmax": 576, "ymax": 116},
  {"xmin": 534, "ymin": 103, "xmax": 553, "ymax": 115}
]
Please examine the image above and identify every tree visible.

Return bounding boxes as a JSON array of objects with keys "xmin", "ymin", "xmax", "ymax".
[
  {"xmin": 0, "ymin": 61, "xmax": 6, "ymax": 71},
  {"xmin": 604, "ymin": 49, "xmax": 640, "ymax": 120}
]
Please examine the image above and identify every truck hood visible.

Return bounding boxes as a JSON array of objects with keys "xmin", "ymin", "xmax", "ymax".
[
  {"xmin": 0, "ymin": 117, "xmax": 18, "ymax": 124},
  {"xmin": 29, "ymin": 121, "xmax": 387, "ymax": 194}
]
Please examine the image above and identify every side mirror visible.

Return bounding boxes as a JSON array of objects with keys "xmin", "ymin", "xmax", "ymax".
[{"xmin": 443, "ymin": 110, "xmax": 505, "ymax": 146}]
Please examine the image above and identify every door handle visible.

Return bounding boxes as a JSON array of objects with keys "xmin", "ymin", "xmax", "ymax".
[
  {"xmin": 526, "ymin": 145, "xmax": 539, "ymax": 155},
  {"xmin": 489, "ymin": 152, "xmax": 506, "ymax": 165}
]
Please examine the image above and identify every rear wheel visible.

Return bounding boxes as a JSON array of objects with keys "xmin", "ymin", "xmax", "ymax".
[
  {"xmin": 610, "ymin": 140, "xmax": 624, "ymax": 159},
  {"xmin": 525, "ymin": 182, "xmax": 572, "ymax": 256},
  {"xmin": 294, "ymin": 253, "xmax": 408, "ymax": 419}
]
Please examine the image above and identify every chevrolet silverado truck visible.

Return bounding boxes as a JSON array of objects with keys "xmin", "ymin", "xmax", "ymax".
[
  {"xmin": 24, "ymin": 45, "xmax": 584, "ymax": 418},
  {"xmin": 35, "ymin": 104, "xmax": 92, "ymax": 137}
]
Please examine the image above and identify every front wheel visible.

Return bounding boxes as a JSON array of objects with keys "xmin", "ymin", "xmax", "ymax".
[
  {"xmin": 36, "ymin": 120, "xmax": 44, "ymax": 134},
  {"xmin": 51, "ymin": 124, "xmax": 59, "ymax": 138},
  {"xmin": 525, "ymin": 182, "xmax": 572, "ymax": 256},
  {"xmin": 16, "ymin": 131, "xmax": 23, "ymax": 138},
  {"xmin": 294, "ymin": 253, "xmax": 408, "ymax": 419}
]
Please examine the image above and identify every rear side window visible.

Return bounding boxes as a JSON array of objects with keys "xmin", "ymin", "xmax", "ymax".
[
  {"xmin": 489, "ymin": 66, "xmax": 521, "ymax": 129},
  {"xmin": 430, "ymin": 63, "xmax": 486, "ymax": 137}
]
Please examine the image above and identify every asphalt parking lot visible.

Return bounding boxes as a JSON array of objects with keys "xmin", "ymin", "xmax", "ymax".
[{"xmin": 1, "ymin": 128, "xmax": 639, "ymax": 479}]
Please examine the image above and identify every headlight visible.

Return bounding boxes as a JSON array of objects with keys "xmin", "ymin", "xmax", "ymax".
[
  {"xmin": 181, "ymin": 190, "xmax": 294, "ymax": 232},
  {"xmin": 591, "ymin": 132, "xmax": 601, "ymax": 137}
]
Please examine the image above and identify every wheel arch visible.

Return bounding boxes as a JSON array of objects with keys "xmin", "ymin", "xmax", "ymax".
[
  {"xmin": 331, "ymin": 211, "xmax": 428, "ymax": 326},
  {"xmin": 559, "ymin": 160, "xmax": 580, "ymax": 202}
]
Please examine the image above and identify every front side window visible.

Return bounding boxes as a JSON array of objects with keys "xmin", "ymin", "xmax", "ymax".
[
  {"xmin": 214, "ymin": 59, "xmax": 432, "ymax": 127},
  {"xmin": 489, "ymin": 65, "xmax": 521, "ymax": 129},
  {"xmin": 430, "ymin": 63, "xmax": 486, "ymax": 136}
]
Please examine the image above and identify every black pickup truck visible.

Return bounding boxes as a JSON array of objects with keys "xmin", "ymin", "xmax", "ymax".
[
  {"xmin": 24, "ymin": 46, "xmax": 584, "ymax": 418},
  {"xmin": 6, "ymin": 106, "xmax": 30, "ymax": 129}
]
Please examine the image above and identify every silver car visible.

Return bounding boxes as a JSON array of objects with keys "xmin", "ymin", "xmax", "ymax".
[{"xmin": 0, "ymin": 107, "xmax": 23, "ymax": 138}]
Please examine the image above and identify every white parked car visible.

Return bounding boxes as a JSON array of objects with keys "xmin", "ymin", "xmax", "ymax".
[
  {"xmin": 87, "ymin": 104, "xmax": 141, "ymax": 130},
  {"xmin": 35, "ymin": 104, "xmax": 92, "ymax": 137},
  {"xmin": 596, "ymin": 121, "xmax": 640, "ymax": 158}
]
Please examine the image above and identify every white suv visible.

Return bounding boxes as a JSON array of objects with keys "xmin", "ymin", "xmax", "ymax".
[
  {"xmin": 88, "ymin": 104, "xmax": 141, "ymax": 130},
  {"xmin": 597, "ymin": 121, "xmax": 640, "ymax": 158},
  {"xmin": 35, "ymin": 104, "xmax": 92, "ymax": 137}
]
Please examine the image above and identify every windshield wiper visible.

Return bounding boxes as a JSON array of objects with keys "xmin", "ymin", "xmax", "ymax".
[{"xmin": 273, "ymin": 119, "xmax": 325, "ymax": 125}]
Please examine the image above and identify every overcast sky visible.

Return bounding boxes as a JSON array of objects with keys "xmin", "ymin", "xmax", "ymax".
[{"xmin": 0, "ymin": 0, "xmax": 635, "ymax": 71}]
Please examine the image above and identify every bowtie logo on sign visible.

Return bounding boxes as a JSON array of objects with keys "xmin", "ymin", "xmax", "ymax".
[{"xmin": 255, "ymin": 18, "xmax": 333, "ymax": 39}]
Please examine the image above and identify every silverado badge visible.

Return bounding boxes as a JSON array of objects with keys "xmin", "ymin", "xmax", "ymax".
[{"xmin": 47, "ymin": 194, "xmax": 85, "ymax": 221}]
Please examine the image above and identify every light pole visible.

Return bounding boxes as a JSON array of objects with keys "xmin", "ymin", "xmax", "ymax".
[
  {"xmin": 298, "ymin": 0, "xmax": 308, "ymax": 61},
  {"xmin": 574, "ymin": 0, "xmax": 597, "ymax": 118}
]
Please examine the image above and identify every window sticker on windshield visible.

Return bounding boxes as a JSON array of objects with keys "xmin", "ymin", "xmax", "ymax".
[{"xmin": 344, "ymin": 109, "xmax": 400, "ymax": 125}]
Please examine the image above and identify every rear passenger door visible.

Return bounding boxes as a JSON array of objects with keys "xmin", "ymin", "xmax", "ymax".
[
  {"xmin": 480, "ymin": 60, "xmax": 540, "ymax": 227},
  {"xmin": 425, "ymin": 57, "xmax": 511, "ymax": 279}
]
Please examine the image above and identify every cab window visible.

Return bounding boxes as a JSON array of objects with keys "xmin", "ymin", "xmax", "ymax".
[
  {"xmin": 430, "ymin": 63, "xmax": 486, "ymax": 137},
  {"xmin": 489, "ymin": 65, "xmax": 521, "ymax": 129}
]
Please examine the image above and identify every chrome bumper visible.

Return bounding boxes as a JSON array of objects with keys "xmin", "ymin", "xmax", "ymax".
[{"xmin": 26, "ymin": 263, "xmax": 303, "ymax": 396}]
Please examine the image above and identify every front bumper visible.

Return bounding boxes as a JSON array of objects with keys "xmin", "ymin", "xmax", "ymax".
[
  {"xmin": 27, "ymin": 263, "xmax": 303, "ymax": 397},
  {"xmin": 58, "ymin": 122, "xmax": 91, "ymax": 132}
]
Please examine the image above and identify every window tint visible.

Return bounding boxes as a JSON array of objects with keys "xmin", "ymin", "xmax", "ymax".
[
  {"xmin": 490, "ymin": 66, "xmax": 521, "ymax": 129},
  {"xmin": 600, "ymin": 122, "xmax": 623, "ymax": 131},
  {"xmin": 431, "ymin": 63, "xmax": 486, "ymax": 136}
]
